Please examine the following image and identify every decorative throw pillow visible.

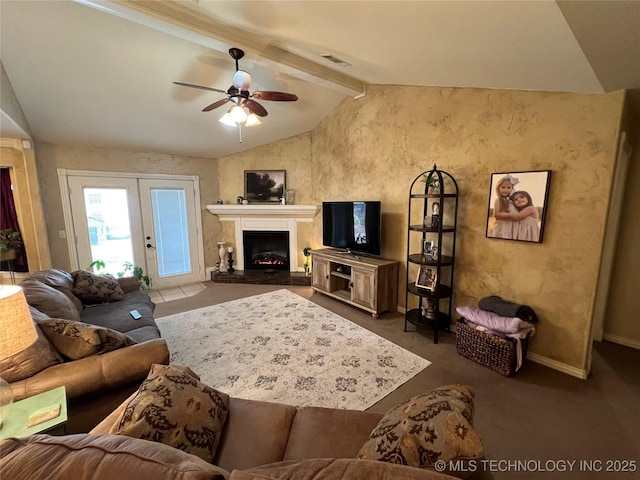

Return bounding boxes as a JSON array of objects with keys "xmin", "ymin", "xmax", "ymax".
[
  {"xmin": 107, "ymin": 364, "xmax": 230, "ymax": 463},
  {"xmin": 0, "ymin": 324, "xmax": 63, "ymax": 382},
  {"xmin": 25, "ymin": 269, "xmax": 84, "ymax": 312},
  {"xmin": 21, "ymin": 279, "xmax": 81, "ymax": 322},
  {"xmin": 357, "ymin": 385, "xmax": 484, "ymax": 477},
  {"xmin": 72, "ymin": 270, "xmax": 125, "ymax": 304},
  {"xmin": 38, "ymin": 318, "xmax": 136, "ymax": 360}
]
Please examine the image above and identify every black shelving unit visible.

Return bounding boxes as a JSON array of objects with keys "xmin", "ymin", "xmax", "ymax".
[{"xmin": 404, "ymin": 165, "xmax": 458, "ymax": 343}]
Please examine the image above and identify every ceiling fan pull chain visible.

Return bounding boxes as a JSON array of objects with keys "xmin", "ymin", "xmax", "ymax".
[{"xmin": 238, "ymin": 124, "xmax": 243, "ymax": 143}]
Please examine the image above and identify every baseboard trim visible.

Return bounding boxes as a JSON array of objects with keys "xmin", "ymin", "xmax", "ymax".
[
  {"xmin": 602, "ymin": 333, "xmax": 640, "ymax": 350},
  {"xmin": 526, "ymin": 352, "xmax": 588, "ymax": 379}
]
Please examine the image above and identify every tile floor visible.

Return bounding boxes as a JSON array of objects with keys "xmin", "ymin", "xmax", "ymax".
[
  {"xmin": 147, "ymin": 282, "xmax": 207, "ymax": 303},
  {"xmin": 1, "ymin": 272, "xmax": 208, "ymax": 303}
]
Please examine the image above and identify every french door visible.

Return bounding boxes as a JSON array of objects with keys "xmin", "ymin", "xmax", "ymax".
[{"xmin": 61, "ymin": 170, "xmax": 204, "ymax": 289}]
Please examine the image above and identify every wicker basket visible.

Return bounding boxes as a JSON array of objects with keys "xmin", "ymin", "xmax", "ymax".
[{"xmin": 455, "ymin": 318, "xmax": 528, "ymax": 376}]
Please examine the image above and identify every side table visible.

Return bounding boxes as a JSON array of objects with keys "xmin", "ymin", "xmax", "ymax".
[{"xmin": 0, "ymin": 386, "xmax": 67, "ymax": 440}]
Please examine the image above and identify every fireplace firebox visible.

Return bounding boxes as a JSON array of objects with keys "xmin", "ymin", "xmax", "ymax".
[{"xmin": 243, "ymin": 231, "xmax": 290, "ymax": 271}]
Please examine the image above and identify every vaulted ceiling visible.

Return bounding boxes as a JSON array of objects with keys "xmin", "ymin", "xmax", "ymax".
[{"xmin": 1, "ymin": 1, "xmax": 639, "ymax": 159}]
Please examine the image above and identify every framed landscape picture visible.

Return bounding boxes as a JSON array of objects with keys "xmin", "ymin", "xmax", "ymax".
[
  {"xmin": 244, "ymin": 170, "xmax": 286, "ymax": 203},
  {"xmin": 486, "ymin": 170, "xmax": 551, "ymax": 243}
]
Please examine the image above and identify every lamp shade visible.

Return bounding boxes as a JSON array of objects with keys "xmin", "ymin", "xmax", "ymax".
[{"xmin": 0, "ymin": 285, "xmax": 37, "ymax": 360}]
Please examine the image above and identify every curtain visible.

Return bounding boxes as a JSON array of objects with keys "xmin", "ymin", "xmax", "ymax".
[{"xmin": 0, "ymin": 168, "xmax": 28, "ymax": 271}]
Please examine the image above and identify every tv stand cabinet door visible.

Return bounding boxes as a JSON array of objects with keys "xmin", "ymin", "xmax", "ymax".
[
  {"xmin": 312, "ymin": 256, "xmax": 330, "ymax": 292},
  {"xmin": 351, "ymin": 267, "xmax": 376, "ymax": 311}
]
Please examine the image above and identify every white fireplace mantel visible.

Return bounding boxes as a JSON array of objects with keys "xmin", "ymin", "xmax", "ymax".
[
  {"xmin": 206, "ymin": 204, "xmax": 320, "ymax": 271},
  {"xmin": 206, "ymin": 204, "xmax": 319, "ymax": 220}
]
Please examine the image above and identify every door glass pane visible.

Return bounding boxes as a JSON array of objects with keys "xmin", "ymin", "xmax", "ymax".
[
  {"xmin": 151, "ymin": 189, "xmax": 191, "ymax": 277},
  {"xmin": 83, "ymin": 188, "xmax": 133, "ymax": 276}
]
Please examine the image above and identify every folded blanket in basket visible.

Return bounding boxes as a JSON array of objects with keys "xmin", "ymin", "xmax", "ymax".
[
  {"xmin": 456, "ymin": 306, "xmax": 536, "ymax": 337},
  {"xmin": 478, "ymin": 295, "xmax": 538, "ymax": 323},
  {"xmin": 457, "ymin": 306, "xmax": 536, "ymax": 372}
]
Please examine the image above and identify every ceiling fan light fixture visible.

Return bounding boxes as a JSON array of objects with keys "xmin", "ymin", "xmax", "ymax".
[
  {"xmin": 218, "ymin": 112, "xmax": 237, "ymax": 127},
  {"xmin": 220, "ymin": 106, "xmax": 261, "ymax": 128},
  {"xmin": 229, "ymin": 105, "xmax": 248, "ymax": 124},
  {"xmin": 245, "ymin": 113, "xmax": 262, "ymax": 127},
  {"xmin": 232, "ymin": 70, "xmax": 251, "ymax": 91},
  {"xmin": 176, "ymin": 46, "xmax": 297, "ymax": 138}
]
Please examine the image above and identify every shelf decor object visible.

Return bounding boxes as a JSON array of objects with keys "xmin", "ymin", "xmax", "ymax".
[
  {"xmin": 217, "ymin": 242, "xmax": 227, "ymax": 273},
  {"xmin": 404, "ymin": 165, "xmax": 459, "ymax": 343}
]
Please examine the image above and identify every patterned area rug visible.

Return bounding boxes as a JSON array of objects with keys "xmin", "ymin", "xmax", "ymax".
[{"xmin": 156, "ymin": 289, "xmax": 431, "ymax": 410}]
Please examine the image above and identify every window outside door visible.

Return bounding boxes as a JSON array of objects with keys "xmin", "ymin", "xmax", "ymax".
[{"xmin": 139, "ymin": 179, "xmax": 201, "ymax": 288}]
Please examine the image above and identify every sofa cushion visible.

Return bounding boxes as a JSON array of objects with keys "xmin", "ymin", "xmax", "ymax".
[
  {"xmin": 0, "ymin": 324, "xmax": 63, "ymax": 382},
  {"xmin": 38, "ymin": 318, "xmax": 136, "ymax": 360},
  {"xmin": 107, "ymin": 364, "xmax": 230, "ymax": 463},
  {"xmin": 283, "ymin": 406, "xmax": 383, "ymax": 461},
  {"xmin": 0, "ymin": 434, "xmax": 229, "ymax": 480},
  {"xmin": 228, "ymin": 458, "xmax": 457, "ymax": 480},
  {"xmin": 72, "ymin": 270, "xmax": 126, "ymax": 304},
  {"xmin": 80, "ymin": 289, "xmax": 160, "ymax": 342},
  {"xmin": 214, "ymin": 397, "xmax": 297, "ymax": 472},
  {"xmin": 29, "ymin": 304, "xmax": 51, "ymax": 321},
  {"xmin": 357, "ymin": 385, "xmax": 483, "ymax": 477},
  {"xmin": 21, "ymin": 279, "xmax": 81, "ymax": 322},
  {"xmin": 25, "ymin": 269, "xmax": 84, "ymax": 311}
]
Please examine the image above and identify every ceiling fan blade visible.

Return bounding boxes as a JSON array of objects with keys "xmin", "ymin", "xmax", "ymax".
[
  {"xmin": 202, "ymin": 98, "xmax": 230, "ymax": 112},
  {"xmin": 252, "ymin": 91, "xmax": 298, "ymax": 102},
  {"xmin": 245, "ymin": 99, "xmax": 268, "ymax": 117},
  {"xmin": 173, "ymin": 81, "xmax": 227, "ymax": 94}
]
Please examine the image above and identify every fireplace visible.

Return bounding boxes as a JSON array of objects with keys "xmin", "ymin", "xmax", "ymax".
[
  {"xmin": 243, "ymin": 231, "xmax": 290, "ymax": 271},
  {"xmin": 206, "ymin": 204, "xmax": 320, "ymax": 272}
]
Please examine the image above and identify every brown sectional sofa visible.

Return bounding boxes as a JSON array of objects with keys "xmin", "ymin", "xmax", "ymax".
[
  {"xmin": 0, "ymin": 395, "xmax": 458, "ymax": 480},
  {"xmin": 8, "ymin": 269, "xmax": 170, "ymax": 433},
  {"xmin": 2, "ymin": 271, "xmax": 479, "ymax": 479},
  {"xmin": 91, "ymin": 394, "xmax": 385, "ymax": 473}
]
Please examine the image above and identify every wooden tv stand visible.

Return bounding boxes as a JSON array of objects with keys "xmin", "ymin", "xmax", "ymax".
[{"xmin": 310, "ymin": 248, "xmax": 399, "ymax": 318}]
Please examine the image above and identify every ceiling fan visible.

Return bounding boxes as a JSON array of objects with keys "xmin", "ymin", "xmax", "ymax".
[{"xmin": 173, "ymin": 47, "xmax": 298, "ymax": 119}]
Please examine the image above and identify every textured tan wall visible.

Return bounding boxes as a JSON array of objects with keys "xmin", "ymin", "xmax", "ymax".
[
  {"xmin": 604, "ymin": 123, "xmax": 640, "ymax": 342},
  {"xmin": 216, "ymin": 134, "xmax": 314, "ymax": 267},
  {"xmin": 34, "ymin": 143, "xmax": 220, "ymax": 271},
  {"xmin": 218, "ymin": 85, "xmax": 624, "ymax": 372},
  {"xmin": 312, "ymin": 85, "xmax": 623, "ymax": 371}
]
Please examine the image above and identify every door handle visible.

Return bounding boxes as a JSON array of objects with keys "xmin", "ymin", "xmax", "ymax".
[{"xmin": 146, "ymin": 243, "xmax": 155, "ymax": 249}]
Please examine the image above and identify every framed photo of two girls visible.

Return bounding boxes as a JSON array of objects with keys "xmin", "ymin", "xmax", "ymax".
[{"xmin": 486, "ymin": 170, "xmax": 551, "ymax": 243}]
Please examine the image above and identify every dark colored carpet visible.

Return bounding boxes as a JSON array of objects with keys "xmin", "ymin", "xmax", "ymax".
[{"xmin": 155, "ymin": 282, "xmax": 640, "ymax": 480}]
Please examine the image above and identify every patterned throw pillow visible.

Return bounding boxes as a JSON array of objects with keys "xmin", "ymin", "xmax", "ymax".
[
  {"xmin": 0, "ymin": 324, "xmax": 63, "ymax": 382},
  {"xmin": 108, "ymin": 364, "xmax": 230, "ymax": 463},
  {"xmin": 38, "ymin": 318, "xmax": 136, "ymax": 360},
  {"xmin": 357, "ymin": 385, "xmax": 484, "ymax": 477},
  {"xmin": 72, "ymin": 270, "xmax": 125, "ymax": 304}
]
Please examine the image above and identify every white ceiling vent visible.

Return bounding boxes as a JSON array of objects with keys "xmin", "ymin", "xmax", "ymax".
[{"xmin": 320, "ymin": 54, "xmax": 351, "ymax": 67}]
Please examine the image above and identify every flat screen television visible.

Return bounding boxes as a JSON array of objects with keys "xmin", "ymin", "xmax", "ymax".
[{"xmin": 322, "ymin": 201, "xmax": 381, "ymax": 256}]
